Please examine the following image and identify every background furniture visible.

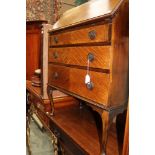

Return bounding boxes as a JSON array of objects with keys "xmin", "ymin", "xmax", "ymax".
[
  {"xmin": 26, "ymin": 20, "xmax": 53, "ymax": 99},
  {"xmin": 26, "ymin": 20, "xmax": 47, "ymax": 81},
  {"xmin": 122, "ymin": 106, "xmax": 129, "ymax": 155},
  {"xmin": 26, "ymin": 20, "xmax": 79, "ymax": 155},
  {"xmin": 26, "ymin": 20, "xmax": 52, "ymax": 128},
  {"xmin": 26, "ymin": 20, "xmax": 48, "ymax": 155},
  {"xmin": 48, "ymin": 0, "xmax": 129, "ymax": 154}
]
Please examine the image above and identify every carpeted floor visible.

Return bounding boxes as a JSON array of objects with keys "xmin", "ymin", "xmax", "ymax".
[{"xmin": 27, "ymin": 119, "xmax": 54, "ymax": 155}]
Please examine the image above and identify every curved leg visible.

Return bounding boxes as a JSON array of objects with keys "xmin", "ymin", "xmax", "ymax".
[
  {"xmin": 91, "ymin": 108, "xmax": 114, "ymax": 155},
  {"xmin": 47, "ymin": 86, "xmax": 55, "ymax": 116},
  {"xmin": 100, "ymin": 111, "xmax": 111, "ymax": 155},
  {"xmin": 116, "ymin": 110, "xmax": 127, "ymax": 155},
  {"xmin": 90, "ymin": 105, "xmax": 125, "ymax": 155},
  {"xmin": 99, "ymin": 111, "xmax": 115, "ymax": 155}
]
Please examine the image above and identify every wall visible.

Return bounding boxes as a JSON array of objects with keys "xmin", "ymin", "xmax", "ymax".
[
  {"xmin": 26, "ymin": 0, "xmax": 53, "ymax": 23},
  {"xmin": 26, "ymin": 0, "xmax": 87, "ymax": 24},
  {"xmin": 59, "ymin": 0, "xmax": 76, "ymax": 17}
]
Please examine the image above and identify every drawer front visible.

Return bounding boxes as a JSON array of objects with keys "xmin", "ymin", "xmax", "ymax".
[
  {"xmin": 49, "ymin": 46, "xmax": 111, "ymax": 69},
  {"xmin": 48, "ymin": 64, "xmax": 110, "ymax": 106},
  {"xmin": 49, "ymin": 24, "xmax": 111, "ymax": 46},
  {"xmin": 36, "ymin": 110, "xmax": 49, "ymax": 127},
  {"xmin": 50, "ymin": 122, "xmax": 87, "ymax": 155}
]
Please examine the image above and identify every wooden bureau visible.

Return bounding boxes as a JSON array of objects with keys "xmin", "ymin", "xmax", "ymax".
[{"xmin": 48, "ymin": 0, "xmax": 129, "ymax": 154}]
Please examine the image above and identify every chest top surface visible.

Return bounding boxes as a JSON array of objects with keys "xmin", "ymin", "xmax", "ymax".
[{"xmin": 52, "ymin": 0, "xmax": 124, "ymax": 31}]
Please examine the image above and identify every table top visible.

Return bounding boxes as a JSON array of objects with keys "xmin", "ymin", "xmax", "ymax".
[
  {"xmin": 49, "ymin": 105, "xmax": 119, "ymax": 155},
  {"xmin": 52, "ymin": 0, "xmax": 124, "ymax": 31}
]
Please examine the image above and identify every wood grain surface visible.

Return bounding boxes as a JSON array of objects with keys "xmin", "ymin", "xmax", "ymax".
[
  {"xmin": 26, "ymin": 28, "xmax": 41, "ymax": 80},
  {"xmin": 108, "ymin": 0, "xmax": 129, "ymax": 107},
  {"xmin": 122, "ymin": 105, "xmax": 129, "ymax": 155},
  {"xmin": 49, "ymin": 46, "xmax": 111, "ymax": 69},
  {"xmin": 50, "ymin": 23, "xmax": 111, "ymax": 46},
  {"xmin": 52, "ymin": 0, "xmax": 123, "ymax": 30},
  {"xmin": 49, "ymin": 105, "xmax": 119, "ymax": 155},
  {"xmin": 47, "ymin": 0, "xmax": 129, "ymax": 154},
  {"xmin": 48, "ymin": 64, "xmax": 110, "ymax": 106}
]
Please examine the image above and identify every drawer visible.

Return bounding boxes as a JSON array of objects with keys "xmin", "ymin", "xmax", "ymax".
[
  {"xmin": 50, "ymin": 122, "xmax": 87, "ymax": 155},
  {"xmin": 48, "ymin": 64, "xmax": 110, "ymax": 106},
  {"xmin": 49, "ymin": 46, "xmax": 111, "ymax": 69},
  {"xmin": 49, "ymin": 23, "xmax": 111, "ymax": 46},
  {"xmin": 36, "ymin": 110, "xmax": 49, "ymax": 127}
]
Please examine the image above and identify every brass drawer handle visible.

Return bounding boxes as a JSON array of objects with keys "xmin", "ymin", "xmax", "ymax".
[
  {"xmin": 88, "ymin": 30, "xmax": 97, "ymax": 40},
  {"xmin": 53, "ymin": 72, "xmax": 58, "ymax": 79},
  {"xmin": 53, "ymin": 52, "xmax": 58, "ymax": 59},
  {"xmin": 87, "ymin": 53, "xmax": 94, "ymax": 62},
  {"xmin": 54, "ymin": 130, "xmax": 61, "ymax": 138},
  {"xmin": 53, "ymin": 36, "xmax": 58, "ymax": 44},
  {"xmin": 86, "ymin": 82, "xmax": 94, "ymax": 90}
]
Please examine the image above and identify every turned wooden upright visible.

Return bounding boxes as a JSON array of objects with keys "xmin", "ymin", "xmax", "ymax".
[{"xmin": 48, "ymin": 0, "xmax": 129, "ymax": 154}]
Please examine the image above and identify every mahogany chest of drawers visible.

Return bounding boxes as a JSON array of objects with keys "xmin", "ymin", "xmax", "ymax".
[
  {"xmin": 48, "ymin": 0, "xmax": 128, "ymax": 109},
  {"xmin": 48, "ymin": 0, "xmax": 129, "ymax": 154}
]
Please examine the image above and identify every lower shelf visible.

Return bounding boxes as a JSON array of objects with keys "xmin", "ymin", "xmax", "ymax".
[{"xmin": 48, "ymin": 105, "xmax": 120, "ymax": 155}]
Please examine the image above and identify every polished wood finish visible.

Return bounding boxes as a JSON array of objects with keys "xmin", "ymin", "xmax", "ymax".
[
  {"xmin": 50, "ymin": 23, "xmax": 111, "ymax": 46},
  {"xmin": 52, "ymin": 0, "xmax": 124, "ymax": 30},
  {"xmin": 49, "ymin": 46, "xmax": 111, "ymax": 69},
  {"xmin": 48, "ymin": 64, "xmax": 110, "ymax": 106},
  {"xmin": 48, "ymin": 0, "xmax": 129, "ymax": 109},
  {"xmin": 48, "ymin": 0, "xmax": 129, "ymax": 154},
  {"xmin": 122, "ymin": 106, "xmax": 129, "ymax": 155},
  {"xmin": 26, "ymin": 80, "xmax": 78, "ymax": 111},
  {"xmin": 27, "ymin": 80, "xmax": 51, "ymax": 127},
  {"xmin": 26, "ymin": 21, "xmax": 53, "ymax": 99},
  {"xmin": 48, "ymin": 105, "xmax": 120, "ymax": 155},
  {"xmin": 108, "ymin": 0, "xmax": 129, "ymax": 107},
  {"xmin": 26, "ymin": 20, "xmax": 47, "ymax": 80}
]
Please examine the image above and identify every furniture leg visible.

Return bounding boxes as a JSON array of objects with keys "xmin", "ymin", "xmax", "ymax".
[
  {"xmin": 47, "ymin": 86, "xmax": 55, "ymax": 115},
  {"xmin": 99, "ymin": 111, "xmax": 115, "ymax": 155},
  {"xmin": 91, "ymin": 108, "xmax": 113, "ymax": 155},
  {"xmin": 90, "ymin": 105, "xmax": 124, "ymax": 155},
  {"xmin": 116, "ymin": 110, "xmax": 127, "ymax": 155}
]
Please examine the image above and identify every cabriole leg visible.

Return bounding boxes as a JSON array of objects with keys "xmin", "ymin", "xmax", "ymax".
[
  {"xmin": 91, "ymin": 108, "xmax": 115, "ymax": 155},
  {"xmin": 47, "ymin": 86, "xmax": 55, "ymax": 116}
]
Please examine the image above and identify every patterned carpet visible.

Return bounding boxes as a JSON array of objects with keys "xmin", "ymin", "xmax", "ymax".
[{"xmin": 27, "ymin": 119, "xmax": 54, "ymax": 155}]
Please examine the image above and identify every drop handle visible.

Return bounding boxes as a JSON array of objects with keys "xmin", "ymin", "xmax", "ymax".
[
  {"xmin": 53, "ymin": 36, "xmax": 58, "ymax": 43},
  {"xmin": 86, "ymin": 82, "xmax": 94, "ymax": 90},
  {"xmin": 87, "ymin": 53, "xmax": 94, "ymax": 62},
  {"xmin": 53, "ymin": 52, "xmax": 58, "ymax": 59},
  {"xmin": 88, "ymin": 30, "xmax": 97, "ymax": 40}
]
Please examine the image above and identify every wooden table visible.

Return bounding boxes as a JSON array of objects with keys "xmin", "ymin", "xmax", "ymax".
[{"xmin": 47, "ymin": 104, "xmax": 121, "ymax": 155}]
